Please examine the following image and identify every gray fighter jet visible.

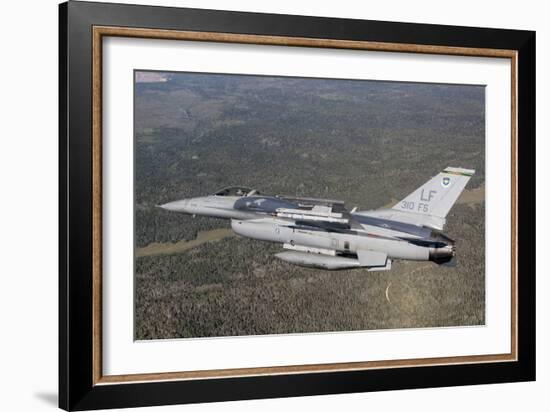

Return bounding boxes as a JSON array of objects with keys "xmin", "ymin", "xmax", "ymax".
[{"xmin": 159, "ymin": 167, "xmax": 475, "ymax": 271}]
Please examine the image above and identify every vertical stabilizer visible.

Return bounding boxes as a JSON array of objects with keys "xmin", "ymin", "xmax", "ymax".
[{"xmin": 391, "ymin": 167, "xmax": 475, "ymax": 222}]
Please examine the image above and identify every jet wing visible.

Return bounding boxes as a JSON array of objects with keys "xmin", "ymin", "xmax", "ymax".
[
  {"xmin": 280, "ymin": 204, "xmax": 365, "ymax": 233},
  {"xmin": 278, "ymin": 195, "xmax": 347, "ymax": 213},
  {"xmin": 289, "ymin": 219, "xmax": 351, "ymax": 233},
  {"xmin": 276, "ymin": 205, "xmax": 348, "ymax": 224}
]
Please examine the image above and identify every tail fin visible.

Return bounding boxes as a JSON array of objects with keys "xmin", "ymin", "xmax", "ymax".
[{"xmin": 391, "ymin": 167, "xmax": 475, "ymax": 228}]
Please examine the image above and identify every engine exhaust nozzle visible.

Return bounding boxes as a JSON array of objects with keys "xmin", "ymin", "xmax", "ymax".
[{"xmin": 428, "ymin": 233, "xmax": 455, "ymax": 264}]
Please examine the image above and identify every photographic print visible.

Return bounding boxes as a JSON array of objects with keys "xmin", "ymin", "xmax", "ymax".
[
  {"xmin": 134, "ymin": 70, "xmax": 486, "ymax": 340},
  {"xmin": 60, "ymin": 5, "xmax": 534, "ymax": 408}
]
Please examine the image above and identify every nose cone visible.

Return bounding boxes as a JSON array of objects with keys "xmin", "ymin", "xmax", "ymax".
[{"xmin": 158, "ymin": 199, "xmax": 189, "ymax": 213}]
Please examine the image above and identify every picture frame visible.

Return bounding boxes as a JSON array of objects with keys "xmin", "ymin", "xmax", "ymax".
[{"xmin": 59, "ymin": 1, "xmax": 535, "ymax": 410}]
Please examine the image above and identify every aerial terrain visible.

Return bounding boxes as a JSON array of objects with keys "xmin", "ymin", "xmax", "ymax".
[{"xmin": 134, "ymin": 70, "xmax": 485, "ymax": 340}]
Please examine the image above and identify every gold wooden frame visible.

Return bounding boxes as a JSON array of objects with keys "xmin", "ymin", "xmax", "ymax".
[{"xmin": 92, "ymin": 26, "xmax": 518, "ymax": 385}]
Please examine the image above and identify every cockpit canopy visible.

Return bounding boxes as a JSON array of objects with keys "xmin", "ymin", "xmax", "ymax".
[{"xmin": 212, "ymin": 186, "xmax": 258, "ymax": 197}]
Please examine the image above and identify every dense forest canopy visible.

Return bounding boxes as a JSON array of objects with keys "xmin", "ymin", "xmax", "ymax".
[{"xmin": 134, "ymin": 71, "xmax": 485, "ymax": 339}]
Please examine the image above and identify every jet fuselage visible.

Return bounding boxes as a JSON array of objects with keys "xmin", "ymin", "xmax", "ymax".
[{"xmin": 159, "ymin": 179, "xmax": 463, "ymax": 271}]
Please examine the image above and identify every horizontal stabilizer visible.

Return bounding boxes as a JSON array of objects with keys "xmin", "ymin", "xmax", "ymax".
[{"xmin": 354, "ymin": 208, "xmax": 446, "ymax": 231}]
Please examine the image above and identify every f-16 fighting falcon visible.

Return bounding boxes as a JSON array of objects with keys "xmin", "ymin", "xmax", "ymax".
[{"xmin": 159, "ymin": 167, "xmax": 474, "ymax": 271}]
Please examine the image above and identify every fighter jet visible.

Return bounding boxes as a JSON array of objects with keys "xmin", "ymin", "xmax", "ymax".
[{"xmin": 159, "ymin": 167, "xmax": 474, "ymax": 271}]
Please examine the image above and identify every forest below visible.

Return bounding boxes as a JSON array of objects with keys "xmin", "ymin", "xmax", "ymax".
[{"xmin": 134, "ymin": 71, "xmax": 486, "ymax": 339}]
